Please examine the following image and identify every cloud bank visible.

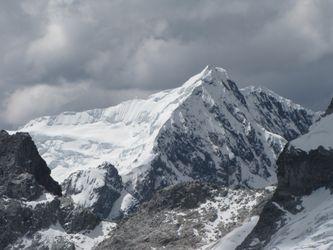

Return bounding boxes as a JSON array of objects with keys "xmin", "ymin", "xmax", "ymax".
[{"xmin": 0, "ymin": 0, "xmax": 333, "ymax": 128}]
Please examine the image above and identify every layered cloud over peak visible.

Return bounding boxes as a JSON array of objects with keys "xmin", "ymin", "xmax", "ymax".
[{"xmin": 1, "ymin": 0, "xmax": 333, "ymax": 128}]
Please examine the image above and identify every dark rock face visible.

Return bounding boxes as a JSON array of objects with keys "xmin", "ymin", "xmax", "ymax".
[
  {"xmin": 1, "ymin": 197, "xmax": 100, "ymax": 249},
  {"xmin": 143, "ymin": 181, "xmax": 215, "ymax": 211},
  {"xmin": 0, "ymin": 130, "xmax": 99, "ymax": 249},
  {"xmin": 0, "ymin": 130, "xmax": 61, "ymax": 200},
  {"xmin": 242, "ymin": 88, "xmax": 316, "ymax": 141},
  {"xmin": 50, "ymin": 237, "xmax": 76, "ymax": 250},
  {"xmin": 325, "ymin": 98, "xmax": 333, "ymax": 116},
  {"xmin": 62, "ymin": 162, "xmax": 123, "ymax": 218},
  {"xmin": 238, "ymin": 145, "xmax": 333, "ymax": 249},
  {"xmin": 57, "ymin": 197, "xmax": 100, "ymax": 233},
  {"xmin": 0, "ymin": 198, "xmax": 56, "ymax": 249},
  {"xmin": 277, "ymin": 145, "xmax": 333, "ymax": 195}
]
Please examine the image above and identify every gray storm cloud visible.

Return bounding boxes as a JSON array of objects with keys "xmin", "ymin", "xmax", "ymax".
[{"xmin": 0, "ymin": 0, "xmax": 332, "ymax": 128}]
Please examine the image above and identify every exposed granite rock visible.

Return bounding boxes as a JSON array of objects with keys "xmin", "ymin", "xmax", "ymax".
[
  {"xmin": 50, "ymin": 236, "xmax": 76, "ymax": 250},
  {"xmin": 242, "ymin": 88, "xmax": 316, "ymax": 141},
  {"xmin": 58, "ymin": 197, "xmax": 100, "ymax": 233},
  {"xmin": 0, "ymin": 130, "xmax": 61, "ymax": 200},
  {"xmin": 95, "ymin": 182, "xmax": 214, "ymax": 250},
  {"xmin": 13, "ymin": 234, "xmax": 76, "ymax": 250},
  {"xmin": 277, "ymin": 145, "xmax": 333, "ymax": 195},
  {"xmin": 62, "ymin": 162, "xmax": 123, "ymax": 218},
  {"xmin": 143, "ymin": 181, "xmax": 215, "ymax": 211},
  {"xmin": 1, "ymin": 196, "xmax": 100, "ymax": 249},
  {"xmin": 0, "ymin": 130, "xmax": 99, "ymax": 249}
]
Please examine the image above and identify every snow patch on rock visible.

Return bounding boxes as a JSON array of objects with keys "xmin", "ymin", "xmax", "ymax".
[{"xmin": 292, "ymin": 114, "xmax": 333, "ymax": 152}]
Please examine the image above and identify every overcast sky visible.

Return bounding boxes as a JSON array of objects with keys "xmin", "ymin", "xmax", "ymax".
[{"xmin": 1, "ymin": 0, "xmax": 333, "ymax": 129}]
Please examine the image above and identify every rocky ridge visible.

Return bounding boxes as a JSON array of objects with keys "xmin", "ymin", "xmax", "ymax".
[
  {"xmin": 0, "ymin": 130, "xmax": 61, "ymax": 200},
  {"xmin": 62, "ymin": 162, "xmax": 124, "ymax": 219},
  {"xmin": 0, "ymin": 131, "xmax": 100, "ymax": 249},
  {"xmin": 238, "ymin": 107, "xmax": 333, "ymax": 249}
]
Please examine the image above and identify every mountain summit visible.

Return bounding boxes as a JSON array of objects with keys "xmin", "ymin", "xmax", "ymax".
[{"xmin": 200, "ymin": 65, "xmax": 230, "ymax": 83}]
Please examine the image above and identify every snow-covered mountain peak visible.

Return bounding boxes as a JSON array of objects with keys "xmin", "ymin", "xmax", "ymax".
[
  {"xmin": 18, "ymin": 66, "xmax": 317, "ymax": 210},
  {"xmin": 22, "ymin": 66, "xmax": 228, "ymax": 130},
  {"xmin": 200, "ymin": 65, "xmax": 229, "ymax": 84}
]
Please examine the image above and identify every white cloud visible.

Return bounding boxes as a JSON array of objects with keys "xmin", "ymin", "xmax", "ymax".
[
  {"xmin": 2, "ymin": 83, "xmax": 88, "ymax": 125},
  {"xmin": 0, "ymin": 0, "xmax": 333, "ymax": 128},
  {"xmin": 1, "ymin": 82, "xmax": 152, "ymax": 126},
  {"xmin": 28, "ymin": 23, "xmax": 67, "ymax": 57},
  {"xmin": 255, "ymin": 0, "xmax": 333, "ymax": 63},
  {"xmin": 26, "ymin": 23, "xmax": 68, "ymax": 77}
]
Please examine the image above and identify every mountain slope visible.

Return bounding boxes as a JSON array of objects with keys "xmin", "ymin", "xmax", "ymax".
[
  {"xmin": 238, "ymin": 110, "xmax": 333, "ymax": 249},
  {"xmin": 96, "ymin": 183, "xmax": 275, "ymax": 250},
  {"xmin": 19, "ymin": 66, "xmax": 317, "ymax": 213},
  {"xmin": 241, "ymin": 86, "xmax": 319, "ymax": 141}
]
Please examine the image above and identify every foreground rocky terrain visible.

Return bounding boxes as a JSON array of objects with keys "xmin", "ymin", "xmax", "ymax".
[
  {"xmin": 0, "ymin": 131, "xmax": 101, "ymax": 249},
  {"xmin": 96, "ymin": 183, "xmax": 274, "ymax": 250}
]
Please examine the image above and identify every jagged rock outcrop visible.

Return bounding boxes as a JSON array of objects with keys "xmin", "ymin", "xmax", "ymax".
[
  {"xmin": 0, "ymin": 131, "xmax": 99, "ymax": 249},
  {"xmin": 1, "ymin": 197, "xmax": 100, "ymax": 249},
  {"xmin": 277, "ymin": 145, "xmax": 333, "ymax": 195},
  {"xmin": 242, "ymin": 87, "xmax": 317, "ymax": 140},
  {"xmin": 0, "ymin": 130, "xmax": 61, "ymax": 200},
  {"xmin": 57, "ymin": 197, "xmax": 100, "ymax": 233},
  {"xmin": 62, "ymin": 162, "xmax": 123, "ymax": 218}
]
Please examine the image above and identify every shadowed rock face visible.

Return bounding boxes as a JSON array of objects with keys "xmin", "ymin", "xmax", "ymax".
[
  {"xmin": 276, "ymin": 145, "xmax": 333, "ymax": 196},
  {"xmin": 62, "ymin": 162, "xmax": 123, "ymax": 219},
  {"xmin": 0, "ymin": 197, "xmax": 100, "ymax": 249},
  {"xmin": 0, "ymin": 130, "xmax": 62, "ymax": 200},
  {"xmin": 234, "ymin": 101, "xmax": 333, "ymax": 249},
  {"xmin": 0, "ymin": 130, "xmax": 99, "ymax": 249}
]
